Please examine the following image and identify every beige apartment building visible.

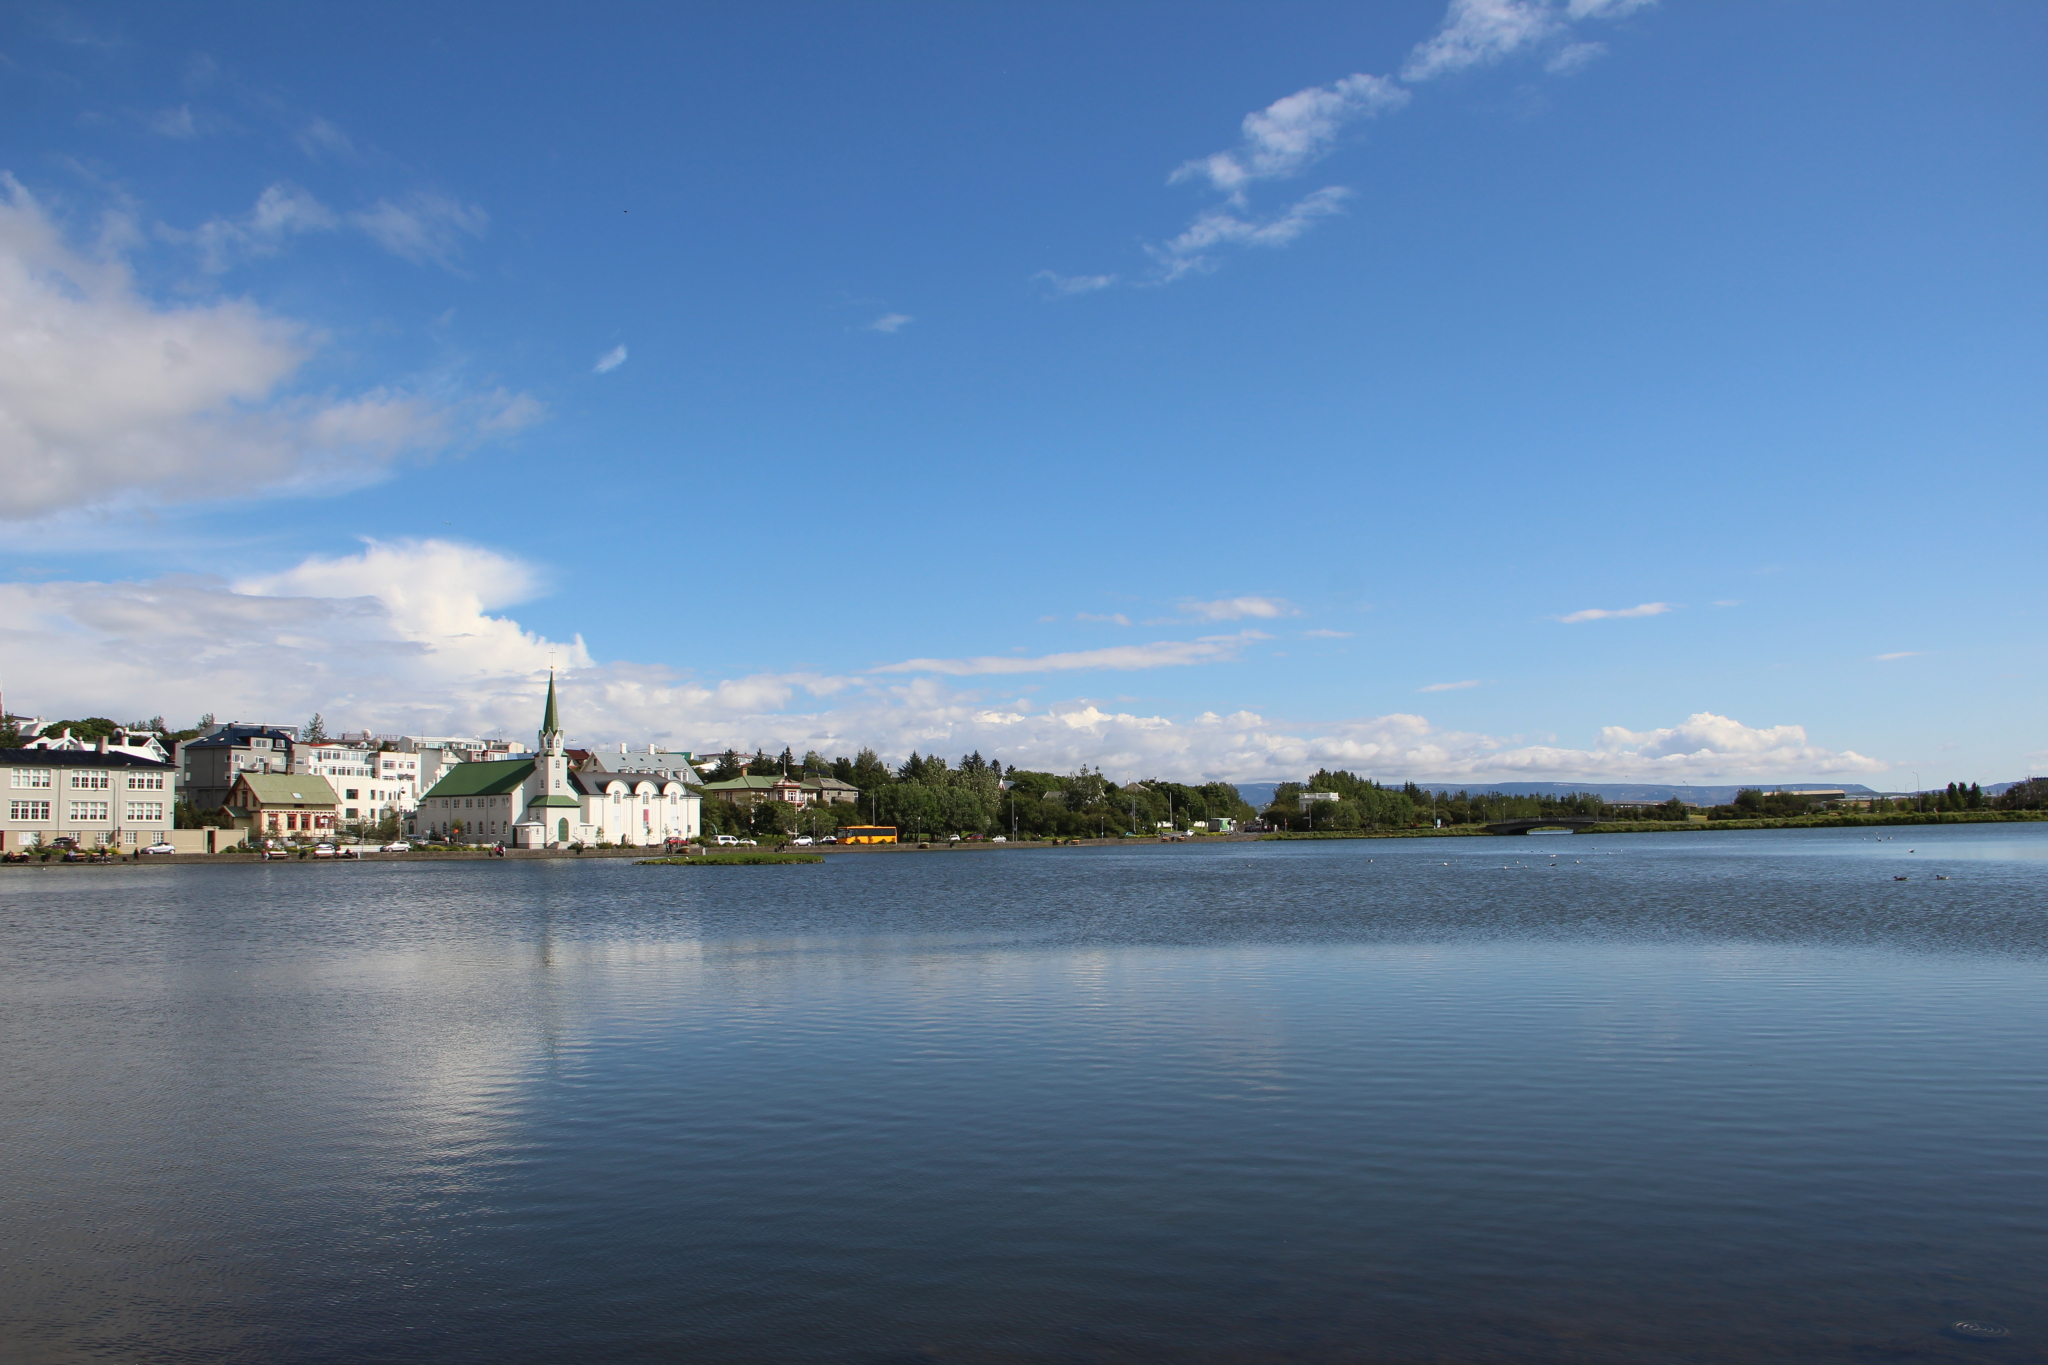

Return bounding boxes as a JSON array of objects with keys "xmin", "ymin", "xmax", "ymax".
[{"xmin": 2, "ymin": 743, "xmax": 179, "ymax": 851}]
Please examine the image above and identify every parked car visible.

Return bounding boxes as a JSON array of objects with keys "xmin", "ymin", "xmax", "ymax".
[
  {"xmin": 991, "ymin": 836, "xmax": 1007, "ymax": 842},
  {"xmin": 142, "ymin": 842, "xmax": 178, "ymax": 855},
  {"xmin": 714, "ymin": 834, "xmax": 741, "ymax": 846},
  {"xmin": 790, "ymin": 835, "xmax": 814, "ymax": 846},
  {"xmin": 817, "ymin": 835, "xmax": 837, "ymax": 844},
  {"xmin": 382, "ymin": 841, "xmax": 412, "ymax": 852}
]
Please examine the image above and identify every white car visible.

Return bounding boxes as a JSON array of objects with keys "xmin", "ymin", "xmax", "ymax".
[
  {"xmin": 382, "ymin": 841, "xmax": 411, "ymax": 853},
  {"xmin": 312, "ymin": 843, "xmax": 338, "ymax": 858},
  {"xmin": 991, "ymin": 836, "xmax": 1007, "ymax": 843},
  {"xmin": 790, "ymin": 835, "xmax": 814, "ymax": 846},
  {"xmin": 142, "ymin": 842, "xmax": 178, "ymax": 855},
  {"xmin": 714, "ymin": 834, "xmax": 741, "ymax": 846}
]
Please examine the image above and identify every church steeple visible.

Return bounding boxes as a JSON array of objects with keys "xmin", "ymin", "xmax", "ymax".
[{"xmin": 539, "ymin": 670, "xmax": 564, "ymax": 756}]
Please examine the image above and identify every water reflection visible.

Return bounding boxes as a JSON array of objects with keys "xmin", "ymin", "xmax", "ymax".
[{"xmin": 1, "ymin": 825, "xmax": 2043, "ymax": 1363}]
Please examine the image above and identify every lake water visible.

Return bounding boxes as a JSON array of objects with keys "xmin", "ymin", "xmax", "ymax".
[{"xmin": 2, "ymin": 825, "xmax": 2044, "ymax": 1363}]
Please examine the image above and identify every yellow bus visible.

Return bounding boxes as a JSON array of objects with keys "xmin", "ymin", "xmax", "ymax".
[{"xmin": 839, "ymin": 825, "xmax": 898, "ymax": 845}]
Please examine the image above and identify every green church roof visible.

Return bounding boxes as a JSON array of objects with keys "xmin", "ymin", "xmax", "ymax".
[
  {"xmin": 421, "ymin": 758, "xmax": 536, "ymax": 798},
  {"xmin": 541, "ymin": 670, "xmax": 560, "ymax": 736}
]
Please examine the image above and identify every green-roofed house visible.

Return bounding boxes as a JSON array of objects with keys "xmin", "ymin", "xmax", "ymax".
[
  {"xmin": 225, "ymin": 772, "xmax": 341, "ymax": 841},
  {"xmin": 408, "ymin": 674, "xmax": 701, "ymax": 848}
]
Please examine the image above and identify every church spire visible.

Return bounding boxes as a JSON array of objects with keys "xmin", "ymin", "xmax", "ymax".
[{"xmin": 539, "ymin": 670, "xmax": 563, "ymax": 754}]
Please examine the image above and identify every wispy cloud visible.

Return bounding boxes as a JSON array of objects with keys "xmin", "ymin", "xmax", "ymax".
[
  {"xmin": 1545, "ymin": 40, "xmax": 1607, "ymax": 74},
  {"xmin": 1034, "ymin": 270, "xmax": 1118, "ymax": 297},
  {"xmin": 1125, "ymin": 0, "xmax": 1655, "ymax": 283},
  {"xmin": 349, "ymin": 192, "xmax": 488, "ymax": 269},
  {"xmin": 868, "ymin": 312, "xmax": 913, "ymax": 334},
  {"xmin": 1304, "ymin": 629, "xmax": 1352, "ymax": 639},
  {"xmin": 1180, "ymin": 595, "xmax": 1298, "ymax": 621},
  {"xmin": 1420, "ymin": 679, "xmax": 1480, "ymax": 692},
  {"xmin": 296, "ymin": 116, "xmax": 358, "ymax": 162},
  {"xmin": 873, "ymin": 632, "xmax": 1266, "ymax": 677},
  {"xmin": 179, "ymin": 181, "xmax": 339, "ymax": 272},
  {"xmin": 1555, "ymin": 601, "xmax": 1674, "ymax": 624},
  {"xmin": 149, "ymin": 105, "xmax": 200, "ymax": 138},
  {"xmin": 1402, "ymin": 0, "xmax": 1565, "ymax": 82},
  {"xmin": 593, "ymin": 344, "xmax": 628, "ymax": 374},
  {"xmin": 1875, "ymin": 651, "xmax": 1925, "ymax": 662},
  {"xmin": 1713, "ymin": 599, "xmax": 1742, "ymax": 608},
  {"xmin": 1171, "ymin": 73, "xmax": 1409, "ymax": 194},
  {"xmin": 1077, "ymin": 612, "xmax": 1131, "ymax": 626},
  {"xmin": 1149, "ymin": 188, "xmax": 1353, "ymax": 281}
]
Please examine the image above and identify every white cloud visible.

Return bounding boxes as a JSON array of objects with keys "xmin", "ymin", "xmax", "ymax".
[
  {"xmin": 593, "ymin": 344, "xmax": 628, "ymax": 374},
  {"xmin": 1151, "ymin": 187, "xmax": 1353, "ymax": 280},
  {"xmin": 296, "ymin": 117, "xmax": 358, "ymax": 162},
  {"xmin": 1402, "ymin": 0, "xmax": 1565, "ymax": 82},
  {"xmin": 348, "ymin": 192, "xmax": 488, "ymax": 269},
  {"xmin": 1033, "ymin": 270, "xmax": 1119, "ymax": 297},
  {"xmin": 183, "ymin": 181, "xmax": 340, "ymax": 272},
  {"xmin": 868, "ymin": 312, "xmax": 913, "ymax": 333},
  {"xmin": 150, "ymin": 106, "xmax": 199, "ymax": 138},
  {"xmin": 1713, "ymin": 599, "xmax": 1741, "ymax": 608},
  {"xmin": 1076, "ymin": 612, "xmax": 1131, "ymax": 626},
  {"xmin": 1566, "ymin": 0, "xmax": 1655, "ymax": 19},
  {"xmin": 0, "ymin": 177, "xmax": 540, "ymax": 520},
  {"xmin": 1545, "ymin": 40, "xmax": 1607, "ymax": 74},
  {"xmin": 1402, "ymin": 0, "xmax": 1651, "ymax": 82},
  {"xmin": 1131, "ymin": 0, "xmax": 1653, "ymax": 284},
  {"xmin": 0, "ymin": 556, "xmax": 1878, "ymax": 783},
  {"xmin": 1180, "ymin": 595, "xmax": 1298, "ymax": 621},
  {"xmin": 1555, "ymin": 601, "xmax": 1674, "ymax": 623},
  {"xmin": 1875, "ymin": 651, "xmax": 1925, "ymax": 662},
  {"xmin": 873, "ymin": 632, "xmax": 1267, "ymax": 677},
  {"xmin": 1420, "ymin": 679, "xmax": 1480, "ymax": 692},
  {"xmin": 1171, "ymin": 73, "xmax": 1409, "ymax": 194},
  {"xmin": 1304, "ymin": 629, "xmax": 1352, "ymax": 639}
]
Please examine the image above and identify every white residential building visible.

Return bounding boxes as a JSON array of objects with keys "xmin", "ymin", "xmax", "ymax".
[{"xmin": 294, "ymin": 743, "xmax": 424, "ymax": 826}]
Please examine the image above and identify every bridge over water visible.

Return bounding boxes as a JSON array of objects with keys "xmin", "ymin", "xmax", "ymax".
[{"xmin": 1483, "ymin": 816, "xmax": 1604, "ymax": 835}]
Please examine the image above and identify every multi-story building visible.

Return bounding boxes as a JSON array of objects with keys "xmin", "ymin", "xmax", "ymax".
[
  {"xmin": 175, "ymin": 724, "xmax": 298, "ymax": 812},
  {"xmin": 294, "ymin": 743, "xmax": 422, "ymax": 826},
  {"xmin": 582, "ymin": 744, "xmax": 706, "ymax": 782},
  {"xmin": 2, "ymin": 741, "xmax": 178, "ymax": 851}
]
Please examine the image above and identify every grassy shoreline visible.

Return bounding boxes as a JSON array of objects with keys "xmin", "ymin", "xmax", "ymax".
[{"xmin": 1261, "ymin": 810, "xmax": 2048, "ymax": 840}]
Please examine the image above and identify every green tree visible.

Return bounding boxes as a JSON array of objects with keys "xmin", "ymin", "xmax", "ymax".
[
  {"xmin": 750, "ymin": 799, "xmax": 791, "ymax": 838},
  {"xmin": 303, "ymin": 713, "xmax": 329, "ymax": 743},
  {"xmin": 848, "ymin": 747, "xmax": 892, "ymax": 792}
]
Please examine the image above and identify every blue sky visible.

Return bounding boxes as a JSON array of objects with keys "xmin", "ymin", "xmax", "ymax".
[{"xmin": 1, "ymin": 1, "xmax": 2042, "ymax": 786}]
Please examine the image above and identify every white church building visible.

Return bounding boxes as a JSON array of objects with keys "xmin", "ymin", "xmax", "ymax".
[{"xmin": 410, "ymin": 675, "xmax": 700, "ymax": 848}]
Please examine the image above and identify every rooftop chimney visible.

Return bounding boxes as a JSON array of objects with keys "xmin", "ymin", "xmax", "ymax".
[{"xmin": 96, "ymin": 736, "xmax": 108, "ymax": 753}]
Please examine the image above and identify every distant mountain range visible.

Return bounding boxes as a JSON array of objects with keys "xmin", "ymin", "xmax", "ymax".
[{"xmin": 1226, "ymin": 779, "xmax": 2032, "ymax": 808}]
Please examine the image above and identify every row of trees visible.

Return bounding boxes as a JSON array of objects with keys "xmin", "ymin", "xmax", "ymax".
[
  {"xmin": 1262, "ymin": 772, "xmax": 1636, "ymax": 832},
  {"xmin": 699, "ymin": 748, "xmax": 1258, "ymax": 841}
]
